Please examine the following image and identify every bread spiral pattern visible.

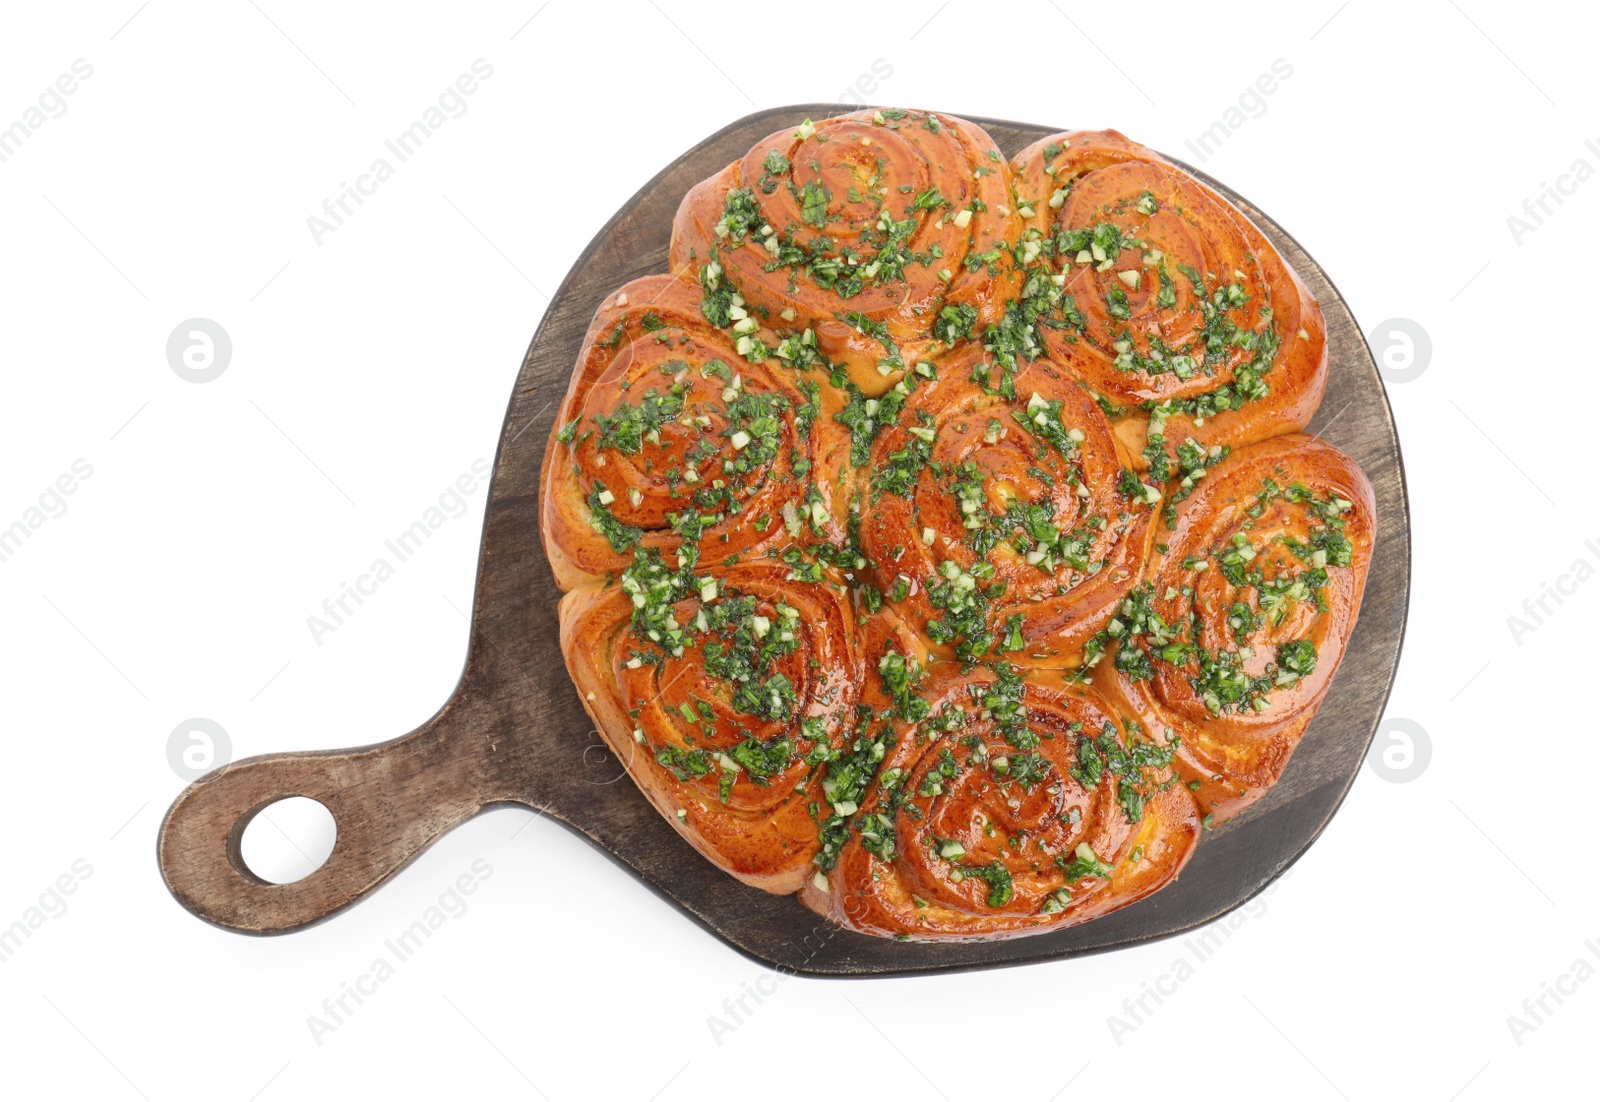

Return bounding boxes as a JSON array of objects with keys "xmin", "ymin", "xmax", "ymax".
[
  {"xmin": 561, "ymin": 558, "xmax": 862, "ymax": 893},
  {"xmin": 670, "ymin": 108, "xmax": 1022, "ymax": 397},
  {"xmin": 1090, "ymin": 434, "xmax": 1375, "ymax": 825},
  {"xmin": 545, "ymin": 110, "xmax": 1375, "ymax": 941},
  {"xmin": 1010, "ymin": 130, "xmax": 1328, "ymax": 476},
  {"xmin": 541, "ymin": 274, "xmax": 844, "ymax": 590},
  {"xmin": 856, "ymin": 344, "xmax": 1158, "ymax": 667},
  {"xmin": 799, "ymin": 614, "xmax": 1198, "ymax": 940}
]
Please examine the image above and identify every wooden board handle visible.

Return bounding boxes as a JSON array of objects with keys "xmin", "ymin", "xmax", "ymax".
[{"xmin": 158, "ymin": 712, "xmax": 494, "ymax": 934}]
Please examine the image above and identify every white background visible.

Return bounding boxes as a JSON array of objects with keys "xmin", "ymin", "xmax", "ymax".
[{"xmin": 0, "ymin": 2, "xmax": 1593, "ymax": 1099}]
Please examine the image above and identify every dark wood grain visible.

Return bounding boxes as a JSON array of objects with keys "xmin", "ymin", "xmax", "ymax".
[{"xmin": 158, "ymin": 105, "xmax": 1410, "ymax": 975}]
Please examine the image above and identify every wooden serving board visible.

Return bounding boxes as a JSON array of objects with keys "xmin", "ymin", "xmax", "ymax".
[{"xmin": 158, "ymin": 105, "xmax": 1410, "ymax": 975}]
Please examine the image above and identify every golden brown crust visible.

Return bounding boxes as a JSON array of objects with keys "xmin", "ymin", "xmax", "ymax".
[
  {"xmin": 561, "ymin": 561, "xmax": 862, "ymax": 893},
  {"xmin": 542, "ymin": 109, "xmax": 1371, "ymax": 941},
  {"xmin": 540, "ymin": 274, "xmax": 846, "ymax": 590},
  {"xmin": 669, "ymin": 108, "xmax": 1022, "ymax": 396},
  {"xmin": 1010, "ymin": 130, "xmax": 1327, "ymax": 468},
  {"xmin": 799, "ymin": 620, "xmax": 1198, "ymax": 940},
  {"xmin": 1091, "ymin": 433, "xmax": 1375, "ymax": 823},
  {"xmin": 856, "ymin": 343, "xmax": 1159, "ymax": 667}
]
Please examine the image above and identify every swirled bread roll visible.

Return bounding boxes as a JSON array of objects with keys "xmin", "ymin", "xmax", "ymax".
[
  {"xmin": 1091, "ymin": 434, "xmax": 1374, "ymax": 824},
  {"xmin": 799, "ymin": 614, "xmax": 1198, "ymax": 940},
  {"xmin": 855, "ymin": 344, "xmax": 1159, "ymax": 667},
  {"xmin": 561, "ymin": 558, "xmax": 861, "ymax": 893},
  {"xmin": 670, "ymin": 108, "xmax": 1022, "ymax": 397},
  {"xmin": 541, "ymin": 275, "xmax": 846, "ymax": 590},
  {"xmin": 1010, "ymin": 130, "xmax": 1327, "ymax": 473}
]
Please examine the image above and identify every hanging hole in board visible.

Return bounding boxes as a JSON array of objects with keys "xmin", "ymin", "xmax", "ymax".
[{"xmin": 237, "ymin": 796, "xmax": 338, "ymax": 885}]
